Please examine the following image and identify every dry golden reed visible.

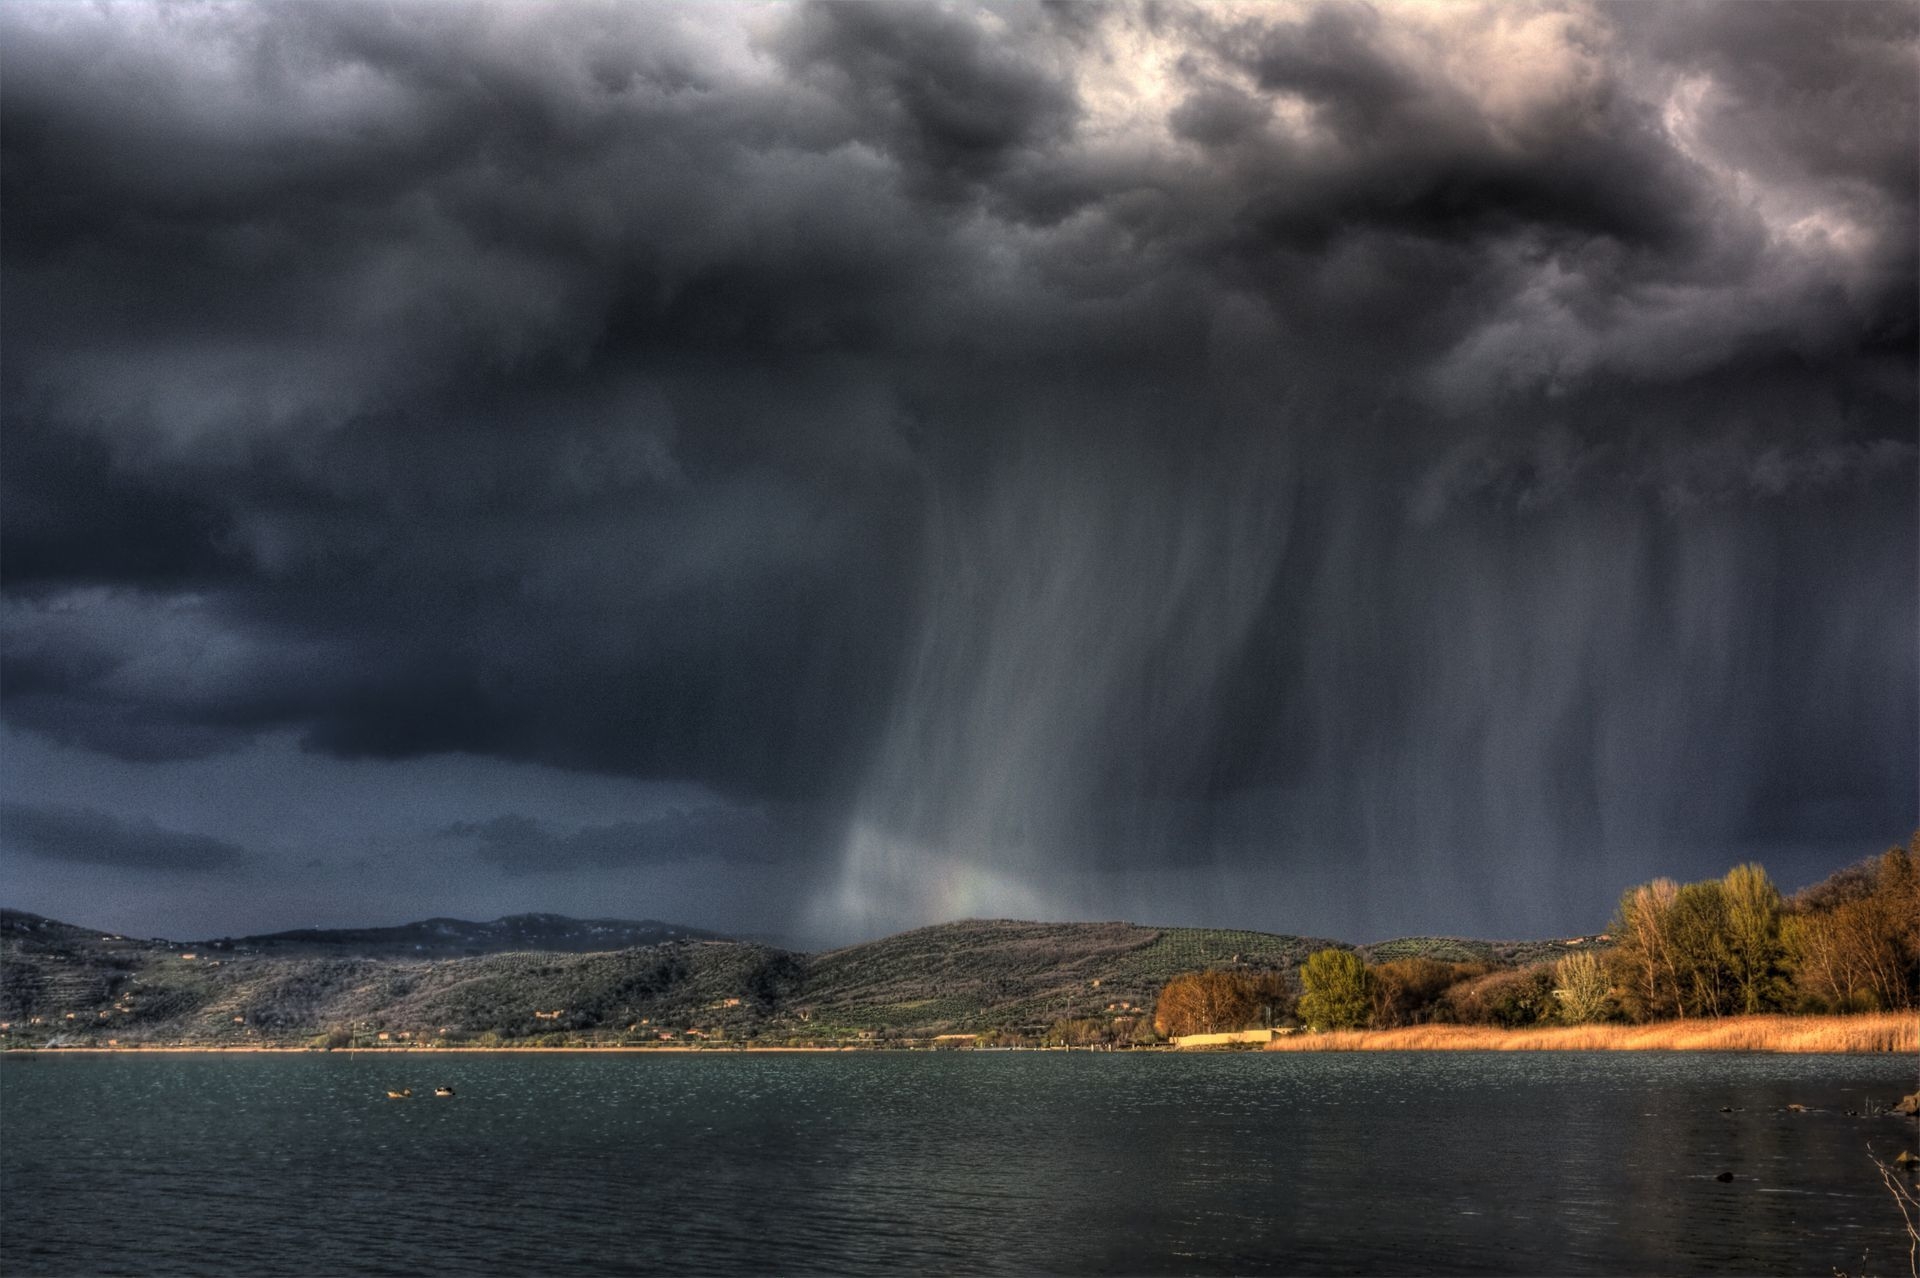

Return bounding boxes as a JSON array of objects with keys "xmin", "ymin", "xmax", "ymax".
[{"xmin": 1265, "ymin": 1012, "xmax": 1919, "ymax": 1053}]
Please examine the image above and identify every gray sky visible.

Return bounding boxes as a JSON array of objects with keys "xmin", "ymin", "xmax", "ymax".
[{"xmin": 3, "ymin": 1, "xmax": 1914, "ymax": 947}]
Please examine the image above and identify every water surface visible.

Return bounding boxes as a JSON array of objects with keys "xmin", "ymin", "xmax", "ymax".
[{"xmin": 5, "ymin": 1051, "xmax": 1917, "ymax": 1275}]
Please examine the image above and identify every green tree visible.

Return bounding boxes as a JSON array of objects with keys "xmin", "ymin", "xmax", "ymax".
[
  {"xmin": 1668, "ymin": 879, "xmax": 1735, "ymax": 1017},
  {"xmin": 1721, "ymin": 863, "xmax": 1787, "ymax": 1014},
  {"xmin": 1298, "ymin": 949, "xmax": 1371, "ymax": 1030}
]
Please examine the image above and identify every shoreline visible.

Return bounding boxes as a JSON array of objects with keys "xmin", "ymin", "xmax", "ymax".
[
  {"xmin": 1263, "ymin": 1012, "xmax": 1919, "ymax": 1053},
  {"xmin": 5, "ymin": 1012, "xmax": 1917, "ymax": 1055},
  {"xmin": 0, "ymin": 1045, "xmax": 871, "ymax": 1055}
]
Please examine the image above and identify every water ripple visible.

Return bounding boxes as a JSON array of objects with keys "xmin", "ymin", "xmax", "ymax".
[{"xmin": 4, "ymin": 1052, "xmax": 1916, "ymax": 1275}]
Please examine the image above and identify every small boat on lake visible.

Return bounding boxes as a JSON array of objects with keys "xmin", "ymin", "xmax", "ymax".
[{"xmin": 385, "ymin": 1088, "xmax": 412, "ymax": 1099}]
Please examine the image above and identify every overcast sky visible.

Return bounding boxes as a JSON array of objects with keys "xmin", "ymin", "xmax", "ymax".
[{"xmin": 2, "ymin": 1, "xmax": 1914, "ymax": 947}]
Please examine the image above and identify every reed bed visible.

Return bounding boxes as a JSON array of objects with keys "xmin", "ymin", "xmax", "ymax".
[{"xmin": 1265, "ymin": 1012, "xmax": 1919, "ymax": 1053}]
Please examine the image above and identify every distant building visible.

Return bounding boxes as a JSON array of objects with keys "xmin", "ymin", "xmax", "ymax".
[{"xmin": 1172, "ymin": 1029, "xmax": 1292, "ymax": 1048}]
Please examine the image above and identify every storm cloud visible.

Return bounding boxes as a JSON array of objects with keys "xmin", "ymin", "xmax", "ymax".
[
  {"xmin": 445, "ymin": 808, "xmax": 795, "ymax": 876},
  {"xmin": 1, "ymin": 2, "xmax": 1913, "ymax": 940},
  {"xmin": 1, "ymin": 802, "xmax": 248, "ymax": 872}
]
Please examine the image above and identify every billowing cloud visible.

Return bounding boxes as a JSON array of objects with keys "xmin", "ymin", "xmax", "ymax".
[
  {"xmin": 1, "ymin": 802, "xmax": 249, "ymax": 872},
  {"xmin": 1, "ymin": 2, "xmax": 1912, "ymax": 939}
]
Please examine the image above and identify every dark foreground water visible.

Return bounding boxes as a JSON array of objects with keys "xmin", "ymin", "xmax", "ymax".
[{"xmin": 4, "ymin": 1051, "xmax": 1918, "ymax": 1276}]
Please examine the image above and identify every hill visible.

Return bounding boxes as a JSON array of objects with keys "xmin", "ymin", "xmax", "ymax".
[
  {"xmin": 795, "ymin": 919, "xmax": 1344, "ymax": 1034},
  {"xmin": 223, "ymin": 913, "xmax": 726, "ymax": 958},
  {"xmin": 0, "ymin": 908, "xmax": 1584, "ymax": 1047},
  {"xmin": 1355, "ymin": 935, "xmax": 1602, "ymax": 967}
]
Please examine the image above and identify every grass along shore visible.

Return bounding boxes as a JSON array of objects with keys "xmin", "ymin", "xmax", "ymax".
[
  {"xmin": 8, "ymin": 1015, "xmax": 1915, "ymax": 1054},
  {"xmin": 1265, "ymin": 1012, "xmax": 1918, "ymax": 1052}
]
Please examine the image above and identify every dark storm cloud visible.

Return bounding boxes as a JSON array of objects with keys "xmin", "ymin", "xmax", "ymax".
[
  {"xmin": 444, "ymin": 807, "xmax": 791, "ymax": 876},
  {"xmin": 775, "ymin": 2, "xmax": 1080, "ymax": 200},
  {"xmin": 1, "ymin": 0, "xmax": 931, "ymax": 786},
  {"xmin": 1, "ymin": 2, "xmax": 1913, "ymax": 934},
  {"xmin": 1, "ymin": 802, "xmax": 248, "ymax": 872}
]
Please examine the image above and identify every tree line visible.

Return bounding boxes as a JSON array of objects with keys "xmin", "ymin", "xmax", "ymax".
[{"xmin": 1152, "ymin": 834, "xmax": 1920, "ymax": 1036}]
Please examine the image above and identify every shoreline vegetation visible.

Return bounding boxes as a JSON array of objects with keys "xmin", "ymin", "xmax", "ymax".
[
  {"xmin": 1262, "ymin": 1012, "xmax": 1919, "ymax": 1053},
  {"xmin": 3, "ymin": 1011, "xmax": 1915, "ymax": 1055},
  {"xmin": 1164, "ymin": 836, "xmax": 1920, "ymax": 1050}
]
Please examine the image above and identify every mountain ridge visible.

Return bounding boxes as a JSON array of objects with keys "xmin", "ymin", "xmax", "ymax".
[{"xmin": 223, "ymin": 912, "xmax": 727, "ymax": 957}]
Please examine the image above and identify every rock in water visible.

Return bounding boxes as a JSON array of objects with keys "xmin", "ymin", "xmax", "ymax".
[
  {"xmin": 1714, "ymin": 1171, "xmax": 1734, "ymax": 1182},
  {"xmin": 1895, "ymin": 1150, "xmax": 1919, "ymax": 1169},
  {"xmin": 1894, "ymin": 1092, "xmax": 1920, "ymax": 1116}
]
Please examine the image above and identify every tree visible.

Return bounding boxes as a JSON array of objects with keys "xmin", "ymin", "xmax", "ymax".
[
  {"xmin": 1369, "ymin": 958, "xmax": 1485, "ymax": 1028},
  {"xmin": 1784, "ymin": 840, "xmax": 1920, "ymax": 1012},
  {"xmin": 1439, "ymin": 965, "xmax": 1556, "ymax": 1027},
  {"xmin": 1667, "ymin": 879, "xmax": 1735, "ymax": 1018},
  {"xmin": 1610, "ymin": 878, "xmax": 1681, "ymax": 1021},
  {"xmin": 1551, "ymin": 950, "xmax": 1611, "ymax": 1023},
  {"xmin": 1047, "ymin": 1017, "xmax": 1107, "ymax": 1047},
  {"xmin": 1720, "ymin": 863, "xmax": 1787, "ymax": 1014},
  {"xmin": 1298, "ymin": 949, "xmax": 1371, "ymax": 1030},
  {"xmin": 1154, "ymin": 971, "xmax": 1240, "ymax": 1037},
  {"xmin": 1152, "ymin": 969, "xmax": 1292, "ymax": 1038}
]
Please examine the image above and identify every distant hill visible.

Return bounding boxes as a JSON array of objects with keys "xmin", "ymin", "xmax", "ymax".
[
  {"xmin": 222, "ymin": 913, "xmax": 727, "ymax": 958},
  {"xmin": 0, "ymin": 907, "xmax": 1595, "ymax": 1047},
  {"xmin": 796, "ymin": 919, "xmax": 1346, "ymax": 1032},
  {"xmin": 1355, "ymin": 935, "xmax": 1602, "ymax": 967}
]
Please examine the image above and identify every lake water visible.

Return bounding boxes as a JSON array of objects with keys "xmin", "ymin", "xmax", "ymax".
[{"xmin": 4, "ymin": 1051, "xmax": 1918, "ymax": 1275}]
